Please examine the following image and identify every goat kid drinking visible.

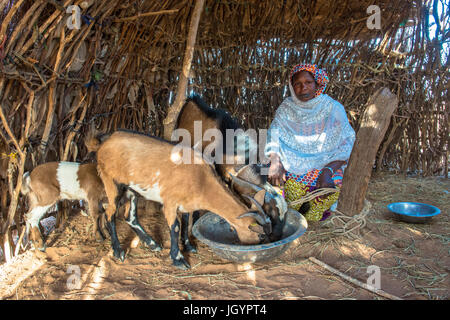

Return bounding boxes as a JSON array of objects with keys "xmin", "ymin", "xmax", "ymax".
[
  {"xmin": 93, "ymin": 130, "xmax": 272, "ymax": 270},
  {"xmin": 21, "ymin": 161, "xmax": 109, "ymax": 251}
]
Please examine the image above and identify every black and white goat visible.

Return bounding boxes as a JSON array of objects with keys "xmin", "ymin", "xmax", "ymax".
[
  {"xmin": 91, "ymin": 130, "xmax": 272, "ymax": 269},
  {"xmin": 21, "ymin": 162, "xmax": 108, "ymax": 251}
]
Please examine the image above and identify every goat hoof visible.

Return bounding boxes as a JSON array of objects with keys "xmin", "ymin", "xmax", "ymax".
[
  {"xmin": 151, "ymin": 244, "xmax": 162, "ymax": 252},
  {"xmin": 146, "ymin": 240, "xmax": 162, "ymax": 252},
  {"xmin": 173, "ymin": 258, "xmax": 191, "ymax": 270},
  {"xmin": 31, "ymin": 241, "xmax": 46, "ymax": 252},
  {"xmin": 183, "ymin": 244, "xmax": 197, "ymax": 253},
  {"xmin": 113, "ymin": 249, "xmax": 126, "ymax": 262},
  {"xmin": 95, "ymin": 233, "xmax": 106, "ymax": 242}
]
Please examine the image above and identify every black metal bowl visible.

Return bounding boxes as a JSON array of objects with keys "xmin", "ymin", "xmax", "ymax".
[
  {"xmin": 192, "ymin": 209, "xmax": 307, "ymax": 263},
  {"xmin": 387, "ymin": 202, "xmax": 441, "ymax": 224}
]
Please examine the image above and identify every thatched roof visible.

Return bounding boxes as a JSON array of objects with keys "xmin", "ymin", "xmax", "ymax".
[{"xmin": 0, "ymin": 0, "xmax": 448, "ymax": 175}]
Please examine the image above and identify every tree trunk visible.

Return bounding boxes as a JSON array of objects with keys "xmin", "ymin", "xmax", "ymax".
[
  {"xmin": 163, "ymin": 0, "xmax": 205, "ymax": 140},
  {"xmin": 338, "ymin": 87, "xmax": 398, "ymax": 216}
]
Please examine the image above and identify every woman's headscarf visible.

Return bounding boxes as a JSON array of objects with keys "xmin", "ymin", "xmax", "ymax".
[{"xmin": 290, "ymin": 64, "xmax": 329, "ymax": 98}]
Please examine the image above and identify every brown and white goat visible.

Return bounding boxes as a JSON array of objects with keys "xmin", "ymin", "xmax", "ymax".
[
  {"xmin": 21, "ymin": 161, "xmax": 108, "ymax": 251},
  {"xmin": 175, "ymin": 95, "xmax": 288, "ymax": 240},
  {"xmin": 91, "ymin": 130, "xmax": 272, "ymax": 269}
]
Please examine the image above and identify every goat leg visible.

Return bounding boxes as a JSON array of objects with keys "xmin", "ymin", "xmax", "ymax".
[
  {"xmin": 180, "ymin": 212, "xmax": 197, "ymax": 253},
  {"xmin": 105, "ymin": 213, "xmax": 125, "ymax": 261},
  {"xmin": 25, "ymin": 204, "xmax": 52, "ymax": 251},
  {"xmin": 95, "ymin": 214, "xmax": 107, "ymax": 241},
  {"xmin": 95, "ymin": 200, "xmax": 108, "ymax": 241},
  {"xmin": 56, "ymin": 200, "xmax": 69, "ymax": 232},
  {"xmin": 169, "ymin": 217, "xmax": 190, "ymax": 270},
  {"xmin": 86, "ymin": 199, "xmax": 105, "ymax": 242},
  {"xmin": 124, "ymin": 192, "xmax": 161, "ymax": 252},
  {"xmin": 99, "ymin": 170, "xmax": 126, "ymax": 261}
]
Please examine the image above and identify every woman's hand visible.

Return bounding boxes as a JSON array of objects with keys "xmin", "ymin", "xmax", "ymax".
[
  {"xmin": 268, "ymin": 153, "xmax": 286, "ymax": 186},
  {"xmin": 316, "ymin": 168, "xmax": 335, "ymax": 188},
  {"xmin": 317, "ymin": 160, "xmax": 346, "ymax": 189}
]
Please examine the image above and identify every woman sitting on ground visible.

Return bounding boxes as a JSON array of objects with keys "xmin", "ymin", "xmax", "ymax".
[{"xmin": 265, "ymin": 64, "xmax": 356, "ymax": 221}]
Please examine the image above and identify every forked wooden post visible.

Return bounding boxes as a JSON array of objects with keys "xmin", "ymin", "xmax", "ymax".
[
  {"xmin": 338, "ymin": 87, "xmax": 398, "ymax": 216},
  {"xmin": 163, "ymin": 0, "xmax": 205, "ymax": 140}
]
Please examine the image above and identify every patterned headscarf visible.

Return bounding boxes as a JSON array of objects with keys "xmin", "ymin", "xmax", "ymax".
[{"xmin": 290, "ymin": 64, "xmax": 329, "ymax": 97}]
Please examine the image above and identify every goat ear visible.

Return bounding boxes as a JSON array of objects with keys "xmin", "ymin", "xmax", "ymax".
[
  {"xmin": 248, "ymin": 223, "xmax": 265, "ymax": 234},
  {"xmin": 252, "ymin": 190, "xmax": 266, "ymax": 208},
  {"xmin": 229, "ymin": 173, "xmax": 262, "ymax": 196}
]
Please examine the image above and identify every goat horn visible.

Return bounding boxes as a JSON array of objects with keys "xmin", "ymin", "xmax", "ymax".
[
  {"xmin": 237, "ymin": 212, "xmax": 267, "ymax": 226},
  {"xmin": 229, "ymin": 173, "xmax": 262, "ymax": 193},
  {"xmin": 238, "ymin": 209, "xmax": 272, "ymax": 235},
  {"xmin": 240, "ymin": 195, "xmax": 271, "ymax": 225},
  {"xmin": 243, "ymin": 194, "xmax": 265, "ymax": 214}
]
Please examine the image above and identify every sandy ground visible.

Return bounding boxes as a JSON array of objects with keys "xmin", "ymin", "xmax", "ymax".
[{"xmin": 0, "ymin": 172, "xmax": 448, "ymax": 300}]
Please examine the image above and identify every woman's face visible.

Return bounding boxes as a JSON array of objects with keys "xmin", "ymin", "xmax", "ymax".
[{"xmin": 292, "ymin": 70, "xmax": 318, "ymax": 102}]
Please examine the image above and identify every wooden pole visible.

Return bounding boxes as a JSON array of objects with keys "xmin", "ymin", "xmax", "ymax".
[
  {"xmin": 163, "ymin": 0, "xmax": 205, "ymax": 141},
  {"xmin": 39, "ymin": 25, "xmax": 66, "ymax": 158},
  {"xmin": 62, "ymin": 92, "xmax": 87, "ymax": 161},
  {"xmin": 338, "ymin": 87, "xmax": 398, "ymax": 216}
]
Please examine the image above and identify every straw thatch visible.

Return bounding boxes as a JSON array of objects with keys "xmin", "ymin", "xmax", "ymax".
[{"xmin": 0, "ymin": 0, "xmax": 448, "ymax": 260}]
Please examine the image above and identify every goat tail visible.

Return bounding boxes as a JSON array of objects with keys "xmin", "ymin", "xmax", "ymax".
[
  {"xmin": 21, "ymin": 171, "xmax": 31, "ymax": 195},
  {"xmin": 85, "ymin": 135, "xmax": 102, "ymax": 153},
  {"xmin": 85, "ymin": 124, "xmax": 111, "ymax": 154}
]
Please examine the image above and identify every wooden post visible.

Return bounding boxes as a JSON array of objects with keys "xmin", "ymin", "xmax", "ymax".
[
  {"xmin": 338, "ymin": 87, "xmax": 398, "ymax": 216},
  {"xmin": 163, "ymin": 0, "xmax": 205, "ymax": 140},
  {"xmin": 39, "ymin": 83, "xmax": 56, "ymax": 159}
]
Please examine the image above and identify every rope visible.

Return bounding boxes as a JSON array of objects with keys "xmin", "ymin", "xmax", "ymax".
[
  {"xmin": 324, "ymin": 200, "xmax": 372, "ymax": 239},
  {"xmin": 287, "ymin": 187, "xmax": 338, "ymax": 207},
  {"xmin": 285, "ymin": 186, "xmax": 371, "ymax": 239}
]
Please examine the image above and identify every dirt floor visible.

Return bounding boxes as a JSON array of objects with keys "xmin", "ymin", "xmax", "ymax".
[{"xmin": 0, "ymin": 172, "xmax": 448, "ymax": 300}]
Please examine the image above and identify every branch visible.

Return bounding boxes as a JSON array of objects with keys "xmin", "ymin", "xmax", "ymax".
[
  {"xmin": 114, "ymin": 9, "xmax": 180, "ymax": 22},
  {"xmin": 0, "ymin": 104, "xmax": 23, "ymax": 159},
  {"xmin": 44, "ymin": 0, "xmax": 65, "ymax": 12},
  {"xmin": 308, "ymin": 257, "xmax": 402, "ymax": 300}
]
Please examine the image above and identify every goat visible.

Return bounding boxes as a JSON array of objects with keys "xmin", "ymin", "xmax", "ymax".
[
  {"xmin": 21, "ymin": 161, "xmax": 109, "ymax": 251},
  {"xmin": 175, "ymin": 95, "xmax": 287, "ymax": 241},
  {"xmin": 92, "ymin": 130, "xmax": 272, "ymax": 270}
]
